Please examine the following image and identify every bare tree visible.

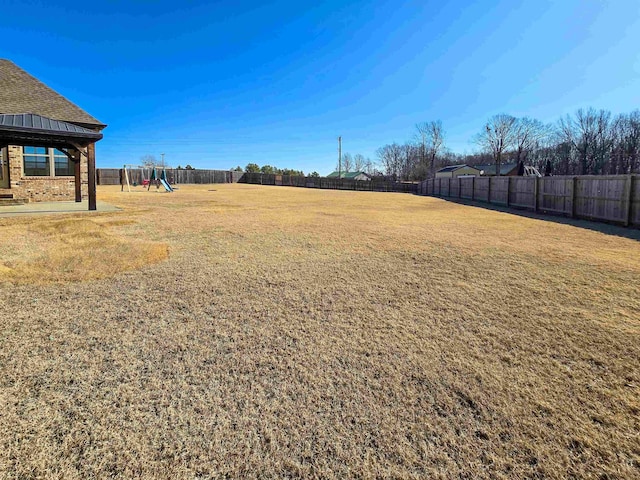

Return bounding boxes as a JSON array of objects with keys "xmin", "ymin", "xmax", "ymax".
[
  {"xmin": 612, "ymin": 110, "xmax": 640, "ymax": 174},
  {"xmin": 475, "ymin": 114, "xmax": 517, "ymax": 175},
  {"xmin": 363, "ymin": 158, "xmax": 377, "ymax": 176},
  {"xmin": 341, "ymin": 153, "xmax": 353, "ymax": 173},
  {"xmin": 366, "ymin": 107, "xmax": 640, "ymax": 178},
  {"xmin": 376, "ymin": 143, "xmax": 403, "ymax": 179},
  {"xmin": 400, "ymin": 143, "xmax": 418, "ymax": 181},
  {"xmin": 139, "ymin": 154, "xmax": 157, "ymax": 169},
  {"xmin": 627, "ymin": 110, "xmax": 640, "ymax": 173},
  {"xmin": 415, "ymin": 123, "xmax": 429, "ymax": 174},
  {"xmin": 558, "ymin": 108, "xmax": 611, "ymax": 175},
  {"xmin": 513, "ymin": 117, "xmax": 549, "ymax": 164},
  {"xmin": 415, "ymin": 121, "xmax": 445, "ymax": 178},
  {"xmin": 364, "ymin": 159, "xmax": 372, "ymax": 175}
]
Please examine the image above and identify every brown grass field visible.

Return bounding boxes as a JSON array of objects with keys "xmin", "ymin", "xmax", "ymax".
[{"xmin": 0, "ymin": 184, "xmax": 639, "ymax": 479}]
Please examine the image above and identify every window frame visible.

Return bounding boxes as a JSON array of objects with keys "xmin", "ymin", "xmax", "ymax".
[
  {"xmin": 53, "ymin": 148, "xmax": 74, "ymax": 176},
  {"xmin": 22, "ymin": 146, "xmax": 74, "ymax": 177}
]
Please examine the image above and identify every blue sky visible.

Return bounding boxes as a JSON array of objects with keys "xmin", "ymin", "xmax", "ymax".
[{"xmin": 2, "ymin": 0, "xmax": 640, "ymax": 174}]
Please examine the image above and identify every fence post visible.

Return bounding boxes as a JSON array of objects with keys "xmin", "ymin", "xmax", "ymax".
[
  {"xmin": 458, "ymin": 176, "xmax": 462, "ymax": 198},
  {"xmin": 624, "ymin": 174, "xmax": 634, "ymax": 226},
  {"xmin": 506, "ymin": 176, "xmax": 511, "ymax": 207},
  {"xmin": 571, "ymin": 176, "xmax": 577, "ymax": 218},
  {"xmin": 534, "ymin": 176, "xmax": 539, "ymax": 212},
  {"xmin": 487, "ymin": 177, "xmax": 492, "ymax": 203},
  {"xmin": 471, "ymin": 177, "xmax": 475, "ymax": 200}
]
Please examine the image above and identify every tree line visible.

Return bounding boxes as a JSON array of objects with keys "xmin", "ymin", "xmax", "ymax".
[
  {"xmin": 142, "ymin": 108, "xmax": 640, "ymax": 180},
  {"xmin": 239, "ymin": 163, "xmax": 318, "ymax": 177},
  {"xmin": 370, "ymin": 108, "xmax": 640, "ymax": 181}
]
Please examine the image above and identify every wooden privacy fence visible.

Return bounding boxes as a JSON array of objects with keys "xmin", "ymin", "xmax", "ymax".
[
  {"xmin": 239, "ymin": 172, "xmax": 418, "ymax": 193},
  {"xmin": 96, "ymin": 169, "xmax": 417, "ymax": 193},
  {"xmin": 96, "ymin": 168, "xmax": 244, "ymax": 185},
  {"xmin": 418, "ymin": 175, "xmax": 640, "ymax": 227}
]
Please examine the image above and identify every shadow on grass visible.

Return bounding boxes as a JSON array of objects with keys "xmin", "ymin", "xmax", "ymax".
[{"xmin": 431, "ymin": 196, "xmax": 640, "ymax": 242}]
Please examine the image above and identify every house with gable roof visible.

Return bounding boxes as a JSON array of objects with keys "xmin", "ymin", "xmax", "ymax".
[
  {"xmin": 435, "ymin": 164, "xmax": 482, "ymax": 179},
  {"xmin": 0, "ymin": 59, "xmax": 105, "ymax": 209},
  {"xmin": 326, "ymin": 171, "xmax": 371, "ymax": 181}
]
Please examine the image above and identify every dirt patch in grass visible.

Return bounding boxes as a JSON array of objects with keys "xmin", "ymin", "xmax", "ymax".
[{"xmin": 0, "ymin": 184, "xmax": 638, "ymax": 478}]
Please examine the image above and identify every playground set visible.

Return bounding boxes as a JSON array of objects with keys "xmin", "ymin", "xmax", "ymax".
[{"xmin": 121, "ymin": 164, "xmax": 175, "ymax": 193}]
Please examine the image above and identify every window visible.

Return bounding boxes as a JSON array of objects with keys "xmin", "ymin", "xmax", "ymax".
[
  {"xmin": 0, "ymin": 148, "xmax": 5, "ymax": 180},
  {"xmin": 54, "ymin": 149, "xmax": 74, "ymax": 176},
  {"xmin": 23, "ymin": 146, "xmax": 50, "ymax": 176},
  {"xmin": 23, "ymin": 147, "xmax": 74, "ymax": 176}
]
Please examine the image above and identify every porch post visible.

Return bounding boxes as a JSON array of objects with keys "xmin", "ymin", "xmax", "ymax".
[
  {"xmin": 87, "ymin": 143, "xmax": 97, "ymax": 211},
  {"xmin": 73, "ymin": 149, "xmax": 82, "ymax": 202}
]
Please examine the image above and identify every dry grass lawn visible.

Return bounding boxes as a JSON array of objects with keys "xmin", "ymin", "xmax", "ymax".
[{"xmin": 0, "ymin": 184, "xmax": 638, "ymax": 479}]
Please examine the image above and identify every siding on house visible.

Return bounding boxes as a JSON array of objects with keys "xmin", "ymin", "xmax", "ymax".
[{"xmin": 435, "ymin": 165, "xmax": 482, "ymax": 179}]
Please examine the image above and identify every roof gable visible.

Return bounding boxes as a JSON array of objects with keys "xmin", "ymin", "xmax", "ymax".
[
  {"xmin": 327, "ymin": 171, "xmax": 370, "ymax": 179},
  {"xmin": 0, "ymin": 59, "xmax": 105, "ymax": 130},
  {"xmin": 436, "ymin": 164, "xmax": 480, "ymax": 173},
  {"xmin": 475, "ymin": 163, "xmax": 518, "ymax": 175}
]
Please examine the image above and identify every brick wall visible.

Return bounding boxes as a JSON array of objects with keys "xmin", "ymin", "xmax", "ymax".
[{"xmin": 4, "ymin": 145, "xmax": 88, "ymax": 202}]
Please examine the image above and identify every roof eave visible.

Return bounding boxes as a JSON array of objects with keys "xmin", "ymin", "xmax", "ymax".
[
  {"xmin": 68, "ymin": 120, "xmax": 107, "ymax": 131},
  {"xmin": 0, "ymin": 123, "xmax": 102, "ymax": 140},
  {"xmin": 0, "ymin": 130, "xmax": 102, "ymax": 152}
]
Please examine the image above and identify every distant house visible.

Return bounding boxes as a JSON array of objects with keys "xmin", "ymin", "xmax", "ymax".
[
  {"xmin": 474, "ymin": 163, "xmax": 520, "ymax": 176},
  {"xmin": 0, "ymin": 59, "xmax": 105, "ymax": 209},
  {"xmin": 435, "ymin": 164, "xmax": 482, "ymax": 179},
  {"xmin": 327, "ymin": 171, "xmax": 371, "ymax": 181}
]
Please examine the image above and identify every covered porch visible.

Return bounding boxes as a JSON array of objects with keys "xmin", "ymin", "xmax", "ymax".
[{"xmin": 0, "ymin": 114, "xmax": 103, "ymax": 211}]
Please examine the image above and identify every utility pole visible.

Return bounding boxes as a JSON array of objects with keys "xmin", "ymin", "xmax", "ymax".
[
  {"xmin": 338, "ymin": 136, "xmax": 342, "ymax": 179},
  {"xmin": 160, "ymin": 153, "xmax": 165, "ymax": 167}
]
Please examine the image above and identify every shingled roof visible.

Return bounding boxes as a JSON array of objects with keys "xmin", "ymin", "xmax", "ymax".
[
  {"xmin": 475, "ymin": 163, "xmax": 519, "ymax": 176},
  {"xmin": 0, "ymin": 59, "xmax": 105, "ymax": 130}
]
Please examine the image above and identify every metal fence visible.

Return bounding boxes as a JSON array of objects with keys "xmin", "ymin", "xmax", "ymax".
[{"xmin": 418, "ymin": 175, "xmax": 640, "ymax": 227}]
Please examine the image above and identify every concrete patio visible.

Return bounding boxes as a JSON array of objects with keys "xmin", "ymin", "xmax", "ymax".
[{"xmin": 0, "ymin": 200, "xmax": 120, "ymax": 217}]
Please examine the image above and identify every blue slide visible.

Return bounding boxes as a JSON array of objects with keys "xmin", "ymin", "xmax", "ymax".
[{"xmin": 160, "ymin": 179, "xmax": 174, "ymax": 192}]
